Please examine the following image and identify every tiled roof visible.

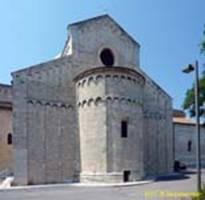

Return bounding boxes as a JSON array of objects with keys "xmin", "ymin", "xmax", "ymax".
[{"xmin": 173, "ymin": 117, "xmax": 196, "ymax": 125}]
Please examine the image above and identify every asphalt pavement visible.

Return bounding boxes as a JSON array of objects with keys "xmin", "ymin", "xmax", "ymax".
[{"xmin": 0, "ymin": 169, "xmax": 204, "ymax": 200}]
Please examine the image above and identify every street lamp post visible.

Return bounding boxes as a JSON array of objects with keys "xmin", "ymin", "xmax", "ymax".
[{"xmin": 182, "ymin": 60, "xmax": 201, "ymax": 192}]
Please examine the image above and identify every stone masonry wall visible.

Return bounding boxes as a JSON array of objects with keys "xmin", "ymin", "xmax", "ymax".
[
  {"xmin": 174, "ymin": 123, "xmax": 205, "ymax": 167},
  {"xmin": 63, "ymin": 15, "xmax": 140, "ymax": 74},
  {"xmin": 75, "ymin": 67, "xmax": 145, "ymax": 182},
  {"xmin": 0, "ymin": 84, "xmax": 13, "ymax": 174},
  {"xmin": 12, "ymin": 57, "xmax": 80, "ymax": 185},
  {"xmin": 76, "ymin": 72, "xmax": 107, "ymax": 181},
  {"xmin": 106, "ymin": 72, "xmax": 144, "ymax": 181},
  {"xmin": 142, "ymin": 73, "xmax": 173, "ymax": 176}
]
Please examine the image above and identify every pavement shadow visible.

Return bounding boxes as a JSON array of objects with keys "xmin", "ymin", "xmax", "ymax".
[
  {"xmin": 182, "ymin": 170, "xmax": 196, "ymax": 175},
  {"xmin": 155, "ymin": 173, "xmax": 190, "ymax": 182}
]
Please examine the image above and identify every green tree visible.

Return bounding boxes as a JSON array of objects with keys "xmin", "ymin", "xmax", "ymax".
[
  {"xmin": 200, "ymin": 25, "xmax": 205, "ymax": 55},
  {"xmin": 182, "ymin": 26, "xmax": 205, "ymax": 123}
]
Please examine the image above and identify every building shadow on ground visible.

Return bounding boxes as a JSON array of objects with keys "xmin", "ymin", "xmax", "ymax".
[{"xmin": 155, "ymin": 172, "xmax": 190, "ymax": 182}]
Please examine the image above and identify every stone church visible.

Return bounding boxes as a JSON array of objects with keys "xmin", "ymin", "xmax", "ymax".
[{"xmin": 2, "ymin": 15, "xmax": 174, "ymax": 185}]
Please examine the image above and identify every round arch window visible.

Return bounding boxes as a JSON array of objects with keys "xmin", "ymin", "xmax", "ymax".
[{"xmin": 100, "ymin": 49, "xmax": 114, "ymax": 66}]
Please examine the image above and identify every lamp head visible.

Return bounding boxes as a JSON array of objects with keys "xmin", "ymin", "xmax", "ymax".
[{"xmin": 182, "ymin": 64, "xmax": 194, "ymax": 73}]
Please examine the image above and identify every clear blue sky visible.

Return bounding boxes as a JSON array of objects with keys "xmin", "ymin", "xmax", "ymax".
[{"xmin": 0, "ymin": 0, "xmax": 205, "ymax": 109}]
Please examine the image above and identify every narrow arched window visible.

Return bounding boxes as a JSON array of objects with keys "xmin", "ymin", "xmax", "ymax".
[
  {"xmin": 121, "ymin": 121, "xmax": 128, "ymax": 138},
  {"xmin": 187, "ymin": 140, "xmax": 192, "ymax": 152},
  {"xmin": 7, "ymin": 133, "xmax": 12, "ymax": 145}
]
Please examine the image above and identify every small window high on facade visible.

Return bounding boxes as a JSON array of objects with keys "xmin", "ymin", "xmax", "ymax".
[
  {"xmin": 7, "ymin": 133, "xmax": 12, "ymax": 145},
  {"xmin": 100, "ymin": 48, "xmax": 114, "ymax": 66},
  {"xmin": 121, "ymin": 121, "xmax": 128, "ymax": 138}
]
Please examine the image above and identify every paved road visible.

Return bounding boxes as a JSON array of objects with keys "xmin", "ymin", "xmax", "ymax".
[{"xmin": 0, "ymin": 170, "xmax": 204, "ymax": 200}]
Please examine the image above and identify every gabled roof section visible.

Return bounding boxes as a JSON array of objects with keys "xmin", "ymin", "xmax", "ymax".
[
  {"xmin": 138, "ymin": 68, "xmax": 172, "ymax": 99},
  {"xmin": 0, "ymin": 83, "xmax": 11, "ymax": 88},
  {"xmin": 12, "ymin": 55, "xmax": 71, "ymax": 75},
  {"xmin": 67, "ymin": 14, "xmax": 140, "ymax": 47}
]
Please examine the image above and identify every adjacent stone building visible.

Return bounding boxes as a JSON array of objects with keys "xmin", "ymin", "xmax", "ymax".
[
  {"xmin": 173, "ymin": 109, "xmax": 205, "ymax": 167},
  {"xmin": 9, "ymin": 15, "xmax": 173, "ymax": 185},
  {"xmin": 0, "ymin": 84, "xmax": 13, "ymax": 175}
]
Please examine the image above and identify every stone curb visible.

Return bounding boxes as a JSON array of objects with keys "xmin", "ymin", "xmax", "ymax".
[{"xmin": 0, "ymin": 180, "xmax": 154, "ymax": 191}]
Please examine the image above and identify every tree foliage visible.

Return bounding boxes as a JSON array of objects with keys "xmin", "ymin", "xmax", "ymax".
[
  {"xmin": 182, "ymin": 25, "xmax": 205, "ymax": 123},
  {"xmin": 182, "ymin": 76, "xmax": 205, "ymax": 119},
  {"xmin": 200, "ymin": 24, "xmax": 205, "ymax": 55}
]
